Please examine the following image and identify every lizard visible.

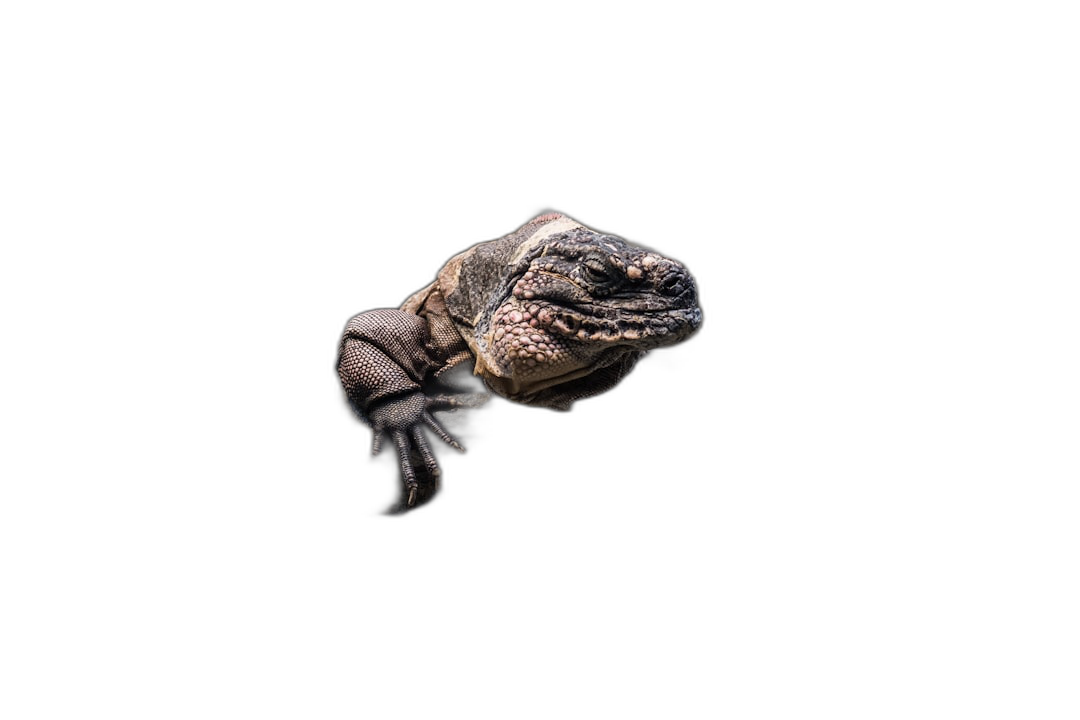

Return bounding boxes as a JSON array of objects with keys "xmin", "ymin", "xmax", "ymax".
[{"xmin": 337, "ymin": 212, "xmax": 703, "ymax": 511}]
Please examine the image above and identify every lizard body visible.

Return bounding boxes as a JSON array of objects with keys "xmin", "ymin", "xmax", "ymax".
[{"xmin": 338, "ymin": 212, "xmax": 702, "ymax": 510}]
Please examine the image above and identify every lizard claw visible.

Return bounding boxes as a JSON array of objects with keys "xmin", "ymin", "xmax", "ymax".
[{"xmin": 366, "ymin": 391, "xmax": 472, "ymax": 511}]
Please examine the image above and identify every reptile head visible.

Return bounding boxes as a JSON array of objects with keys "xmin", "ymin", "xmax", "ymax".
[{"xmin": 460, "ymin": 218, "xmax": 702, "ymax": 406}]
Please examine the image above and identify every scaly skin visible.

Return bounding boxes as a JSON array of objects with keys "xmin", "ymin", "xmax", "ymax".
[{"xmin": 338, "ymin": 213, "xmax": 702, "ymax": 511}]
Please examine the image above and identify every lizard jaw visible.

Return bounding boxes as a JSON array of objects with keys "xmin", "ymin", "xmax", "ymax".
[{"xmin": 479, "ymin": 346, "xmax": 636, "ymax": 401}]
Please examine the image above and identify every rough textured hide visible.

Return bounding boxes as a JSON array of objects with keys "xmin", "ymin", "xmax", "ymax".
[{"xmin": 339, "ymin": 212, "xmax": 703, "ymax": 512}]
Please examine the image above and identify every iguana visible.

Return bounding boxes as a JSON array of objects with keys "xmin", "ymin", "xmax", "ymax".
[{"xmin": 338, "ymin": 212, "xmax": 702, "ymax": 511}]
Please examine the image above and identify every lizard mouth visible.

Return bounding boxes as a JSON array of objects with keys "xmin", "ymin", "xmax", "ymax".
[
  {"xmin": 519, "ymin": 262, "xmax": 702, "ymax": 348},
  {"xmin": 481, "ymin": 297, "xmax": 699, "ymax": 395},
  {"xmin": 547, "ymin": 304, "xmax": 703, "ymax": 348}
]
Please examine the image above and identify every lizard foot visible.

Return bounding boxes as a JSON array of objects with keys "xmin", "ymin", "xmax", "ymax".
[{"xmin": 367, "ymin": 391, "xmax": 470, "ymax": 511}]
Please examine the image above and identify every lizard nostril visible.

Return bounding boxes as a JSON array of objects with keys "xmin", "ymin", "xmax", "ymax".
[
  {"xmin": 657, "ymin": 268, "xmax": 698, "ymax": 307},
  {"xmin": 553, "ymin": 313, "xmax": 581, "ymax": 334},
  {"xmin": 660, "ymin": 273, "xmax": 684, "ymax": 295}
]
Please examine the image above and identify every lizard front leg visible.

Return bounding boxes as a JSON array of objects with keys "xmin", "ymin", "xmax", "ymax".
[{"xmin": 338, "ymin": 309, "xmax": 479, "ymax": 510}]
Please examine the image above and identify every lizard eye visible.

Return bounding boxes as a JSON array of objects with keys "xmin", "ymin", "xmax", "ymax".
[{"xmin": 582, "ymin": 258, "xmax": 613, "ymax": 285}]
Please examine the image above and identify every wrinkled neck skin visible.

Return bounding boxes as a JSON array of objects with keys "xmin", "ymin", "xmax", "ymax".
[{"xmin": 440, "ymin": 213, "xmax": 702, "ymax": 405}]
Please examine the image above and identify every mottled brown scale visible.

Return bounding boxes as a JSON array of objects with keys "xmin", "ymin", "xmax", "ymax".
[{"xmin": 339, "ymin": 212, "xmax": 702, "ymax": 511}]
